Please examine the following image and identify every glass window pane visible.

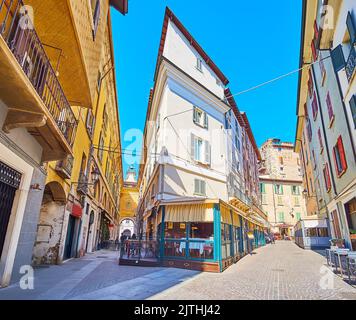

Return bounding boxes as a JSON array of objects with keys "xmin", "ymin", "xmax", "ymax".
[
  {"xmin": 221, "ymin": 244, "xmax": 227, "ymax": 259},
  {"xmin": 164, "ymin": 222, "xmax": 186, "ymax": 239},
  {"xmin": 189, "ymin": 242, "xmax": 214, "ymax": 259},
  {"xmin": 189, "ymin": 223, "xmax": 214, "ymax": 240},
  {"xmin": 225, "ymin": 225, "xmax": 231, "ymax": 240},
  {"xmin": 164, "ymin": 241, "xmax": 186, "ymax": 257}
]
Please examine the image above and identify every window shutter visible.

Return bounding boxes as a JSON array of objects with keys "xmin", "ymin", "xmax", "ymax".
[
  {"xmin": 337, "ymin": 136, "xmax": 347, "ymax": 171},
  {"xmin": 204, "ymin": 112, "xmax": 208, "ymax": 128},
  {"xmin": 318, "ymin": 128, "xmax": 323, "ymax": 150},
  {"xmin": 349, "ymin": 95, "xmax": 356, "ymax": 128},
  {"xmin": 201, "ymin": 180, "xmax": 206, "ymax": 195},
  {"xmin": 93, "ymin": 0, "xmax": 101, "ymax": 39},
  {"xmin": 204, "ymin": 140, "xmax": 211, "ymax": 165},
  {"xmin": 312, "ymin": 92, "xmax": 318, "ymax": 119},
  {"xmin": 193, "ymin": 107, "xmax": 197, "ymax": 123},
  {"xmin": 194, "ymin": 179, "xmax": 199, "ymax": 194},
  {"xmin": 331, "ymin": 45, "xmax": 346, "ymax": 72},
  {"xmin": 191, "ymin": 133, "xmax": 196, "ymax": 160},
  {"xmin": 347, "ymin": 11, "xmax": 356, "ymax": 44},
  {"xmin": 326, "ymin": 92, "xmax": 334, "ymax": 121}
]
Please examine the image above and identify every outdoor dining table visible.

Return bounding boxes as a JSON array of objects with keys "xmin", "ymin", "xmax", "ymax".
[
  {"xmin": 333, "ymin": 249, "xmax": 350, "ymax": 277},
  {"xmin": 346, "ymin": 252, "xmax": 356, "ymax": 282}
]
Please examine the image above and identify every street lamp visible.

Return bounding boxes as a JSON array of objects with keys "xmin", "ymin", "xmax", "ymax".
[{"xmin": 90, "ymin": 168, "xmax": 100, "ymax": 184}]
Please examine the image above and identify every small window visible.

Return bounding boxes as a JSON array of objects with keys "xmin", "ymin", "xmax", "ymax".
[
  {"xmin": 274, "ymin": 184, "xmax": 283, "ymax": 195},
  {"xmin": 291, "ymin": 186, "xmax": 300, "ymax": 195},
  {"xmin": 277, "ymin": 196, "xmax": 283, "ymax": 206},
  {"xmin": 260, "ymin": 183, "xmax": 266, "ymax": 194},
  {"xmin": 92, "ymin": 0, "xmax": 101, "ymax": 39},
  {"xmin": 194, "ymin": 179, "xmax": 206, "ymax": 196},
  {"xmin": 196, "ymin": 58, "xmax": 203, "ymax": 72},
  {"xmin": 312, "ymin": 92, "xmax": 318, "ymax": 120},
  {"xmin": 349, "ymin": 95, "xmax": 356, "ymax": 129},
  {"xmin": 318, "ymin": 128, "xmax": 324, "ymax": 153},
  {"xmin": 191, "ymin": 134, "xmax": 211, "ymax": 165},
  {"xmin": 193, "ymin": 106, "xmax": 208, "ymax": 128},
  {"xmin": 326, "ymin": 92, "xmax": 334, "ymax": 124},
  {"xmin": 323, "ymin": 163, "xmax": 331, "ymax": 192},
  {"xmin": 296, "ymin": 212, "xmax": 301, "ymax": 221},
  {"xmin": 98, "ymin": 132, "xmax": 104, "ymax": 162}
]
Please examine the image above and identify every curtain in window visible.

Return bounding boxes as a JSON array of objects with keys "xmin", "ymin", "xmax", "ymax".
[{"xmin": 165, "ymin": 204, "xmax": 214, "ymax": 222}]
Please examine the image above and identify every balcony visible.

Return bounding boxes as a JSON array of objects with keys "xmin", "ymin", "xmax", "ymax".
[
  {"xmin": 0, "ymin": 0, "xmax": 77, "ymax": 162},
  {"xmin": 77, "ymin": 174, "xmax": 89, "ymax": 195},
  {"xmin": 55, "ymin": 155, "xmax": 74, "ymax": 179},
  {"xmin": 345, "ymin": 46, "xmax": 356, "ymax": 83}
]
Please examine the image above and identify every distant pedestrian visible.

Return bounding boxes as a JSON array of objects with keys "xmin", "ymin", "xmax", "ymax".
[
  {"xmin": 270, "ymin": 233, "xmax": 275, "ymax": 244},
  {"xmin": 119, "ymin": 233, "xmax": 127, "ymax": 257}
]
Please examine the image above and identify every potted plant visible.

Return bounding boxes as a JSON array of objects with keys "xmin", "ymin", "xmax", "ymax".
[{"xmin": 349, "ymin": 230, "xmax": 356, "ymax": 240}]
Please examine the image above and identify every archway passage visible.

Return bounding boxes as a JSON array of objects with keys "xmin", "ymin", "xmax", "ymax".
[
  {"xmin": 119, "ymin": 218, "xmax": 135, "ymax": 239},
  {"xmin": 32, "ymin": 182, "xmax": 67, "ymax": 265}
]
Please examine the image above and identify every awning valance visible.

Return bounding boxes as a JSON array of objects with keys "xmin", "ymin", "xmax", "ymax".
[
  {"xmin": 220, "ymin": 205, "xmax": 232, "ymax": 224},
  {"xmin": 165, "ymin": 204, "xmax": 214, "ymax": 223}
]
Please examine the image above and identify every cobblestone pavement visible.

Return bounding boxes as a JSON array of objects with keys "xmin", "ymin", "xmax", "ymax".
[
  {"xmin": 151, "ymin": 241, "xmax": 356, "ymax": 300},
  {"xmin": 0, "ymin": 242, "xmax": 355, "ymax": 300}
]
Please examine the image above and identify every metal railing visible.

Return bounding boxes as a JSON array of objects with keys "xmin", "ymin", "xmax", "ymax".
[
  {"xmin": 0, "ymin": 0, "xmax": 77, "ymax": 146},
  {"xmin": 120, "ymin": 239, "xmax": 159, "ymax": 261},
  {"xmin": 346, "ymin": 46, "xmax": 356, "ymax": 82}
]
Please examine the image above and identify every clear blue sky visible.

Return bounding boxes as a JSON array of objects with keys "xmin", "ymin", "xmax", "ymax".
[{"xmin": 111, "ymin": 0, "xmax": 302, "ymax": 174}]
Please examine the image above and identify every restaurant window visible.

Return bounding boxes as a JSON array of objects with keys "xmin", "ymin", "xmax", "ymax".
[
  {"xmin": 221, "ymin": 224, "xmax": 232, "ymax": 260},
  {"xmin": 333, "ymin": 136, "xmax": 347, "ymax": 177},
  {"xmin": 318, "ymin": 228, "xmax": 329, "ymax": 237},
  {"xmin": 164, "ymin": 222, "xmax": 186, "ymax": 239},
  {"xmin": 189, "ymin": 223, "xmax": 214, "ymax": 260},
  {"xmin": 164, "ymin": 241, "xmax": 186, "ymax": 258},
  {"xmin": 189, "ymin": 223, "xmax": 214, "ymax": 240}
]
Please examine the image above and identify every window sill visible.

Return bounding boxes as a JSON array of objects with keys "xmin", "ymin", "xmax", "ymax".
[
  {"xmin": 193, "ymin": 120, "xmax": 208, "ymax": 130},
  {"xmin": 337, "ymin": 168, "xmax": 347, "ymax": 178}
]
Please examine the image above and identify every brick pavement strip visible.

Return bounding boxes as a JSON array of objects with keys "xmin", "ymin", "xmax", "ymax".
[{"xmin": 0, "ymin": 243, "xmax": 355, "ymax": 300}]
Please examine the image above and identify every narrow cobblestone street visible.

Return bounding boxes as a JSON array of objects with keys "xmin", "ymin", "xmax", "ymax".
[{"xmin": 0, "ymin": 241, "xmax": 355, "ymax": 300}]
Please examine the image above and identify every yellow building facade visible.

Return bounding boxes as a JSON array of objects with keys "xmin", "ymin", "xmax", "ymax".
[{"xmin": 30, "ymin": 1, "xmax": 126, "ymax": 264}]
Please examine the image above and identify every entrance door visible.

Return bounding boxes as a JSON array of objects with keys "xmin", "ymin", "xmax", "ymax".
[
  {"xmin": 64, "ymin": 215, "xmax": 76, "ymax": 260},
  {"xmin": 0, "ymin": 162, "xmax": 22, "ymax": 259}
]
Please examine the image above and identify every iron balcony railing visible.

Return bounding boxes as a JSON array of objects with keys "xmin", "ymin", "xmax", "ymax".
[
  {"xmin": 0, "ymin": 0, "xmax": 77, "ymax": 146},
  {"xmin": 346, "ymin": 46, "xmax": 356, "ymax": 82}
]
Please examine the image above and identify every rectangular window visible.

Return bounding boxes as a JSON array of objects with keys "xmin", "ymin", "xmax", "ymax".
[
  {"xmin": 291, "ymin": 186, "xmax": 300, "ymax": 195},
  {"xmin": 294, "ymin": 197, "xmax": 300, "ymax": 207},
  {"xmin": 196, "ymin": 58, "xmax": 203, "ymax": 72},
  {"xmin": 278, "ymin": 212, "xmax": 285, "ymax": 223},
  {"xmin": 333, "ymin": 136, "xmax": 347, "ymax": 177},
  {"xmin": 326, "ymin": 92, "xmax": 334, "ymax": 123},
  {"xmin": 307, "ymin": 70, "xmax": 313, "ymax": 97},
  {"xmin": 164, "ymin": 222, "xmax": 186, "ymax": 239},
  {"xmin": 98, "ymin": 133, "xmax": 104, "ymax": 162},
  {"xmin": 331, "ymin": 210, "xmax": 342, "ymax": 239},
  {"xmin": 318, "ymin": 128, "xmax": 324, "ymax": 153},
  {"xmin": 92, "ymin": 0, "xmax": 101, "ymax": 39},
  {"xmin": 274, "ymin": 184, "xmax": 283, "ymax": 195},
  {"xmin": 312, "ymin": 92, "xmax": 318, "ymax": 120},
  {"xmin": 194, "ymin": 179, "xmax": 206, "ymax": 196},
  {"xmin": 349, "ymin": 95, "xmax": 356, "ymax": 129},
  {"xmin": 189, "ymin": 223, "xmax": 214, "ymax": 240},
  {"xmin": 323, "ymin": 163, "xmax": 332, "ymax": 192},
  {"xmin": 193, "ymin": 107, "xmax": 208, "ymax": 128},
  {"xmin": 191, "ymin": 134, "xmax": 211, "ymax": 165},
  {"xmin": 306, "ymin": 117, "xmax": 312, "ymax": 141},
  {"xmin": 311, "ymin": 39, "xmax": 317, "ymax": 61}
]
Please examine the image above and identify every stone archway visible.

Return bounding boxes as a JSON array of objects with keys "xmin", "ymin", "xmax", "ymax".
[
  {"xmin": 32, "ymin": 182, "xmax": 67, "ymax": 265},
  {"xmin": 119, "ymin": 218, "xmax": 136, "ymax": 239}
]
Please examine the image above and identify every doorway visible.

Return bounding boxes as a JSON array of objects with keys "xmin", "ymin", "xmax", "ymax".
[
  {"xmin": 64, "ymin": 215, "xmax": 76, "ymax": 260},
  {"xmin": 0, "ymin": 163, "xmax": 21, "ymax": 259}
]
